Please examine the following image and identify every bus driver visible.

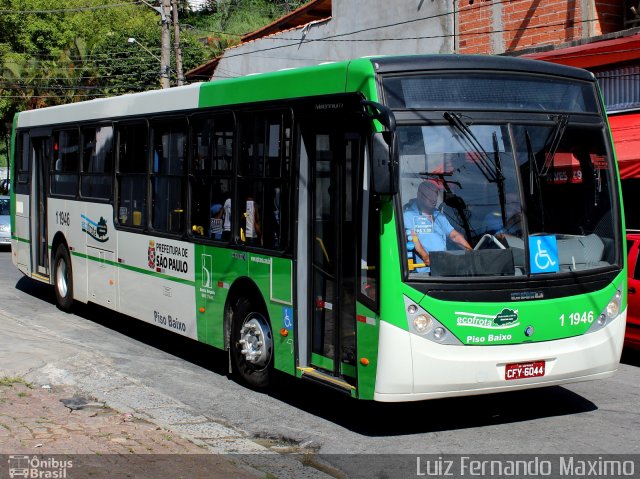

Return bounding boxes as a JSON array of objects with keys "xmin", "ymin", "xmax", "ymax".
[{"xmin": 404, "ymin": 180, "xmax": 471, "ymax": 272}]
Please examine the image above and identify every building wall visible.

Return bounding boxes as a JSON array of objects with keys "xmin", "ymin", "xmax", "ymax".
[
  {"xmin": 212, "ymin": 0, "xmax": 455, "ymax": 79},
  {"xmin": 458, "ymin": 0, "xmax": 624, "ymax": 54},
  {"xmin": 594, "ymin": 0, "xmax": 625, "ymax": 35},
  {"xmin": 210, "ymin": 0, "xmax": 628, "ymax": 79}
]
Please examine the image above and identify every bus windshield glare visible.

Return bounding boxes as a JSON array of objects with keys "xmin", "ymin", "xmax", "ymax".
[{"xmin": 397, "ymin": 119, "xmax": 617, "ymax": 278}]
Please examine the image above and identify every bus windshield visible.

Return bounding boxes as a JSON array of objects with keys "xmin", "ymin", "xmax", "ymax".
[{"xmin": 398, "ymin": 119, "xmax": 617, "ymax": 278}]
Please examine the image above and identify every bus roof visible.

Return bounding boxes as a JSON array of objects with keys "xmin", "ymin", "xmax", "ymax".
[
  {"xmin": 198, "ymin": 58, "xmax": 376, "ymax": 108},
  {"xmin": 371, "ymin": 54, "xmax": 596, "ymax": 81},
  {"xmin": 16, "ymin": 82, "xmax": 202, "ymax": 129},
  {"xmin": 16, "ymin": 58, "xmax": 374, "ymax": 129},
  {"xmin": 15, "ymin": 54, "xmax": 594, "ymax": 129}
]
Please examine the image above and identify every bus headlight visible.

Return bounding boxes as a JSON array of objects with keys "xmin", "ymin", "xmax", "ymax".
[
  {"xmin": 605, "ymin": 290, "xmax": 622, "ymax": 318},
  {"xmin": 587, "ymin": 289, "xmax": 622, "ymax": 334},
  {"xmin": 413, "ymin": 314, "xmax": 432, "ymax": 333},
  {"xmin": 433, "ymin": 327, "xmax": 446, "ymax": 341},
  {"xmin": 404, "ymin": 295, "xmax": 461, "ymax": 345}
]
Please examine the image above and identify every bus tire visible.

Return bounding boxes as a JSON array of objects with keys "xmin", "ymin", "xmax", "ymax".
[
  {"xmin": 53, "ymin": 244, "xmax": 74, "ymax": 312},
  {"xmin": 230, "ymin": 297, "xmax": 273, "ymax": 388}
]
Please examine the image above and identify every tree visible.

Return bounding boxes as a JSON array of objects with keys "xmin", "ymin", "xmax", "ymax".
[
  {"xmin": 55, "ymin": 37, "xmax": 102, "ymax": 103},
  {"xmin": 181, "ymin": 0, "xmax": 306, "ymax": 60},
  {"xmin": 0, "ymin": 0, "xmax": 302, "ymax": 130}
]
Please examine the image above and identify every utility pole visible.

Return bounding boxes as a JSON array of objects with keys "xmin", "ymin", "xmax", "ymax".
[
  {"xmin": 171, "ymin": 0, "xmax": 185, "ymax": 86},
  {"xmin": 161, "ymin": 0, "xmax": 171, "ymax": 89}
]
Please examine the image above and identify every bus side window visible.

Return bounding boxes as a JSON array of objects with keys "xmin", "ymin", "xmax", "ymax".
[
  {"xmin": 189, "ymin": 113, "xmax": 234, "ymax": 241},
  {"xmin": 150, "ymin": 118, "xmax": 188, "ymax": 235},
  {"xmin": 116, "ymin": 121, "xmax": 148, "ymax": 228},
  {"xmin": 51, "ymin": 128, "xmax": 80, "ymax": 197},
  {"xmin": 238, "ymin": 111, "xmax": 291, "ymax": 249},
  {"xmin": 81, "ymin": 125, "xmax": 113, "ymax": 200},
  {"xmin": 15, "ymin": 132, "xmax": 31, "ymax": 194}
]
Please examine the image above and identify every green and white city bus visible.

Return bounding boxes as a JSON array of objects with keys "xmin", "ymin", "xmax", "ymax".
[{"xmin": 10, "ymin": 55, "xmax": 627, "ymax": 401}]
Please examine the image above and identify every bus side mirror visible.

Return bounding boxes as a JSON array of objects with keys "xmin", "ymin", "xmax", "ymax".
[
  {"xmin": 361, "ymin": 100, "xmax": 399, "ymax": 196},
  {"xmin": 371, "ymin": 131, "xmax": 399, "ymax": 195}
]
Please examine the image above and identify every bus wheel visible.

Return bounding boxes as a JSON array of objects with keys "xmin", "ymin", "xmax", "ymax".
[
  {"xmin": 53, "ymin": 244, "xmax": 74, "ymax": 312},
  {"xmin": 230, "ymin": 298, "xmax": 273, "ymax": 388}
]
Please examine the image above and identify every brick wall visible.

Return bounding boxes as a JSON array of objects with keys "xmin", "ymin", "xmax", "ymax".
[
  {"xmin": 594, "ymin": 0, "xmax": 624, "ymax": 35},
  {"xmin": 458, "ymin": 0, "xmax": 625, "ymax": 54},
  {"xmin": 457, "ymin": 0, "xmax": 493, "ymax": 54}
]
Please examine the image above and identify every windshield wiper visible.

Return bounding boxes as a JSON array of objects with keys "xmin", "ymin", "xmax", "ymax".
[
  {"xmin": 492, "ymin": 131, "xmax": 508, "ymax": 228},
  {"xmin": 443, "ymin": 111, "xmax": 504, "ymax": 184},
  {"xmin": 525, "ymin": 129, "xmax": 546, "ymax": 231},
  {"xmin": 540, "ymin": 114, "xmax": 569, "ymax": 177}
]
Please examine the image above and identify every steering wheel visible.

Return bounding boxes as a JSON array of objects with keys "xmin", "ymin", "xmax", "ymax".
[{"xmin": 474, "ymin": 233, "xmax": 506, "ymax": 250}]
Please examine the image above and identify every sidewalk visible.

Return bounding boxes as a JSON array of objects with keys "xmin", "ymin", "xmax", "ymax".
[
  {"xmin": 0, "ymin": 377, "xmax": 260, "ymax": 477},
  {"xmin": 0, "ymin": 302, "xmax": 334, "ymax": 479}
]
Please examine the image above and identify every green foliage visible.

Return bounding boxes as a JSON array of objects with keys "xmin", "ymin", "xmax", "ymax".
[
  {"xmin": 183, "ymin": 0, "xmax": 306, "ymax": 58},
  {"xmin": 0, "ymin": 0, "xmax": 307, "ymax": 161}
]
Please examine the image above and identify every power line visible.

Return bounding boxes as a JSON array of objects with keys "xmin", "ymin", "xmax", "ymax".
[
  {"xmin": 185, "ymin": 0, "xmax": 304, "ymax": 16},
  {"xmin": 0, "ymin": 83, "xmax": 153, "ymax": 90},
  {"xmin": 0, "ymin": 93, "xmax": 124, "ymax": 99},
  {"xmin": 3, "ymin": 70, "xmax": 636, "ymax": 98},
  {"xmin": 272, "ymin": 18, "xmax": 598, "ymax": 43},
  {"xmin": 2, "ymin": 42, "xmax": 215, "ymax": 62},
  {"xmin": 1, "ymin": 0, "xmax": 630, "ymax": 88},
  {"xmin": 208, "ymin": 0, "xmax": 606, "ymax": 64},
  {"xmin": 0, "ymin": 1, "xmax": 144, "ymax": 14},
  {"xmin": 184, "ymin": 27, "xmax": 244, "ymax": 37},
  {"xmin": 0, "ymin": 71, "xmax": 158, "ymax": 81}
]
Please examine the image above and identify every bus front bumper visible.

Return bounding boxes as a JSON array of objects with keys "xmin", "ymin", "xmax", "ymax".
[{"xmin": 373, "ymin": 309, "xmax": 626, "ymax": 402}]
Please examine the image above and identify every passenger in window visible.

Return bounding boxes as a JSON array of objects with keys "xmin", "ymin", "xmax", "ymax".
[
  {"xmin": 193, "ymin": 153, "xmax": 206, "ymax": 172},
  {"xmin": 222, "ymin": 198, "xmax": 231, "ymax": 241},
  {"xmin": 243, "ymin": 198, "xmax": 262, "ymax": 245},
  {"xmin": 404, "ymin": 180, "xmax": 471, "ymax": 272},
  {"xmin": 210, "ymin": 202, "xmax": 224, "ymax": 239}
]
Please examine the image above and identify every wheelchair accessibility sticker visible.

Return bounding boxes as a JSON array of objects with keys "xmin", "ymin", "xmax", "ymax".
[
  {"xmin": 529, "ymin": 235, "xmax": 559, "ymax": 274},
  {"xmin": 283, "ymin": 307, "xmax": 293, "ymax": 331}
]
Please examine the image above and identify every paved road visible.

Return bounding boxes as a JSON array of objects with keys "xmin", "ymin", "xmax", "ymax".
[{"xmin": 1, "ymin": 248, "xmax": 639, "ymax": 477}]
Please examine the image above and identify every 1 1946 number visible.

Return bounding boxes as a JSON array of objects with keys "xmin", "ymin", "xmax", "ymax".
[
  {"xmin": 559, "ymin": 311, "xmax": 594, "ymax": 326},
  {"xmin": 55, "ymin": 211, "xmax": 70, "ymax": 226}
]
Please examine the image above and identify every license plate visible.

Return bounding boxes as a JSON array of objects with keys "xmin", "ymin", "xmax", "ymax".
[{"xmin": 505, "ymin": 361, "xmax": 545, "ymax": 380}]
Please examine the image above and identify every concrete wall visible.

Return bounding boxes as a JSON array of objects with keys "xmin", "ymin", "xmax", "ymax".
[{"xmin": 212, "ymin": 0, "xmax": 456, "ymax": 79}]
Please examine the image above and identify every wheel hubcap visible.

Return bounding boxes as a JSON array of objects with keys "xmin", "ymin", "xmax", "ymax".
[
  {"xmin": 56, "ymin": 259, "xmax": 68, "ymax": 298},
  {"xmin": 238, "ymin": 314, "xmax": 272, "ymax": 368}
]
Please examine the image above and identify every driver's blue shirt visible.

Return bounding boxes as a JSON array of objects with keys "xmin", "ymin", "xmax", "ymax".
[{"xmin": 403, "ymin": 203, "xmax": 454, "ymax": 273}]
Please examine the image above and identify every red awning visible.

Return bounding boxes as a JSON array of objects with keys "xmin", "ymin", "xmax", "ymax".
[
  {"xmin": 524, "ymin": 34, "xmax": 640, "ymax": 69},
  {"xmin": 609, "ymin": 113, "xmax": 640, "ymax": 180}
]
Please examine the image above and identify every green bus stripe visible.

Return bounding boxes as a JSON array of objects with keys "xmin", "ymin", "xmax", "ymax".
[
  {"xmin": 12, "ymin": 235, "xmax": 30, "ymax": 244},
  {"xmin": 70, "ymin": 250, "xmax": 195, "ymax": 287},
  {"xmin": 13, "ymin": 236, "xmax": 194, "ymax": 286}
]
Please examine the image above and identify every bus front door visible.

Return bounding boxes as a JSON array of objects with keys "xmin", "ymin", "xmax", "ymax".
[
  {"xmin": 30, "ymin": 136, "xmax": 50, "ymax": 278},
  {"xmin": 304, "ymin": 124, "xmax": 359, "ymax": 385}
]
